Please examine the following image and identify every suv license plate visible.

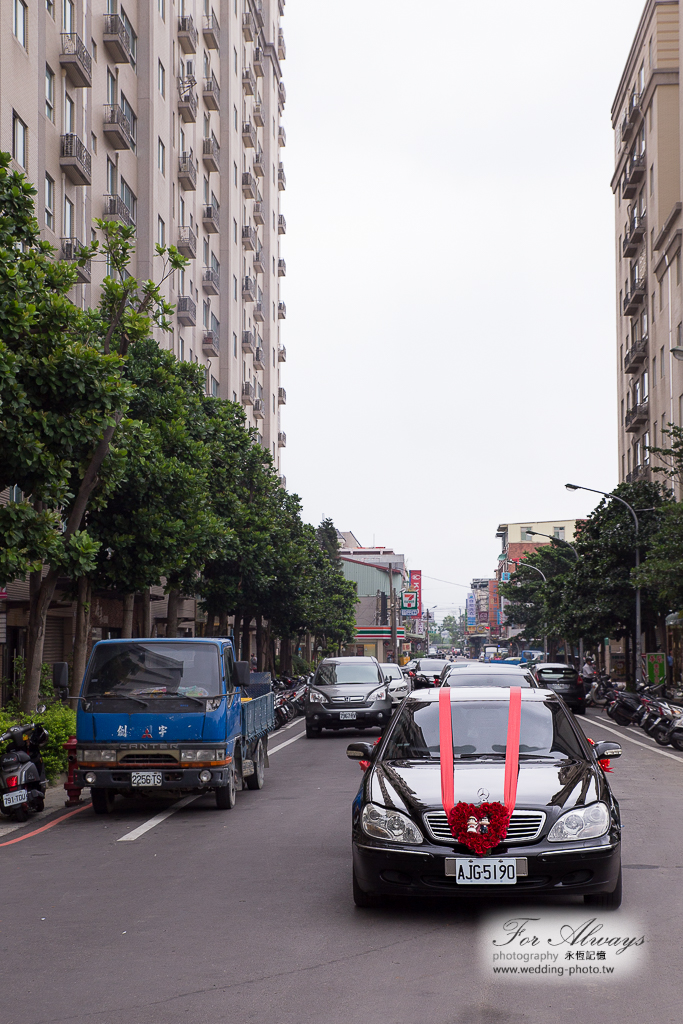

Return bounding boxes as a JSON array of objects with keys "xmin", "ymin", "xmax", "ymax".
[
  {"xmin": 339, "ymin": 711, "xmax": 357, "ymax": 720},
  {"xmin": 3, "ymin": 789, "xmax": 28, "ymax": 807},
  {"xmin": 449, "ymin": 858, "xmax": 517, "ymax": 884},
  {"xmin": 131, "ymin": 772, "xmax": 162, "ymax": 787}
]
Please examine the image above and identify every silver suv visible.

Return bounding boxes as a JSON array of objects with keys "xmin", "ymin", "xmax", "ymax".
[{"xmin": 305, "ymin": 657, "xmax": 392, "ymax": 737}]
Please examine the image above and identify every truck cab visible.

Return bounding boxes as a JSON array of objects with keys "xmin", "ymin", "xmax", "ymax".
[{"xmin": 75, "ymin": 638, "xmax": 274, "ymax": 813}]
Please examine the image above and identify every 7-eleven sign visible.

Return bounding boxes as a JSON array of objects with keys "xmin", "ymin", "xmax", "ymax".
[{"xmin": 401, "ymin": 591, "xmax": 418, "ymax": 611}]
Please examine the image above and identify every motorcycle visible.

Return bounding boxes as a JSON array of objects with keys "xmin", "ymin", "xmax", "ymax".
[
  {"xmin": 586, "ymin": 672, "xmax": 625, "ymax": 708},
  {"xmin": 606, "ymin": 684, "xmax": 663, "ymax": 727},
  {"xmin": 0, "ymin": 721, "xmax": 50, "ymax": 822}
]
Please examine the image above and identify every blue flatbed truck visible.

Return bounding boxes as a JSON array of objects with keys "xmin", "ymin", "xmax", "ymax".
[{"xmin": 74, "ymin": 638, "xmax": 275, "ymax": 813}]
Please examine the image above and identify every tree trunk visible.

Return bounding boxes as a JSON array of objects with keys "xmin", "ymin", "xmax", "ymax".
[
  {"xmin": 219, "ymin": 609, "xmax": 228, "ymax": 636},
  {"xmin": 166, "ymin": 589, "xmax": 180, "ymax": 638},
  {"xmin": 71, "ymin": 577, "xmax": 92, "ymax": 697},
  {"xmin": 233, "ymin": 611, "xmax": 242, "ymax": 660},
  {"xmin": 141, "ymin": 589, "xmax": 152, "ymax": 637},
  {"xmin": 241, "ymin": 612, "xmax": 251, "ymax": 661},
  {"xmin": 21, "ymin": 568, "xmax": 60, "ymax": 712},
  {"xmin": 122, "ymin": 593, "xmax": 135, "ymax": 638},
  {"xmin": 256, "ymin": 615, "xmax": 264, "ymax": 670}
]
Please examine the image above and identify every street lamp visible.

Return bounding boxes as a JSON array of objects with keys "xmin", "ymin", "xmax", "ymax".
[
  {"xmin": 509, "ymin": 558, "xmax": 548, "ymax": 660},
  {"xmin": 566, "ymin": 483, "xmax": 642, "ymax": 686}
]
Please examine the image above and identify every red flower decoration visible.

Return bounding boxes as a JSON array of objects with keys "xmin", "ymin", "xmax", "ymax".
[
  {"xmin": 586, "ymin": 737, "xmax": 612, "ymax": 773},
  {"xmin": 447, "ymin": 801, "xmax": 511, "ymax": 856}
]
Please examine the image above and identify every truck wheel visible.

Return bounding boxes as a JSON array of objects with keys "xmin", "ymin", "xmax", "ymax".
[
  {"xmin": 91, "ymin": 788, "xmax": 116, "ymax": 815},
  {"xmin": 246, "ymin": 738, "xmax": 265, "ymax": 790},
  {"xmin": 215, "ymin": 765, "xmax": 236, "ymax": 809}
]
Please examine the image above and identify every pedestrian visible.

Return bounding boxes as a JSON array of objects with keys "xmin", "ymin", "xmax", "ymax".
[
  {"xmin": 582, "ymin": 657, "xmax": 596, "ymax": 683},
  {"xmin": 250, "ymin": 654, "xmax": 257, "ymax": 672}
]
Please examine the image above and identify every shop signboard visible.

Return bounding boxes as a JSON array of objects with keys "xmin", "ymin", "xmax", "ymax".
[{"xmin": 408, "ymin": 570, "xmax": 422, "ymax": 617}]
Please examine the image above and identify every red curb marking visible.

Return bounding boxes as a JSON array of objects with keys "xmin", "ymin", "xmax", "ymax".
[{"xmin": 0, "ymin": 802, "xmax": 91, "ymax": 847}]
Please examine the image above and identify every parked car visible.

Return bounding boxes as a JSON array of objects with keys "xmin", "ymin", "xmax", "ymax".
[
  {"xmin": 380, "ymin": 663, "xmax": 410, "ymax": 706},
  {"xmin": 347, "ymin": 686, "xmax": 623, "ymax": 907},
  {"xmin": 411, "ymin": 659, "xmax": 451, "ymax": 689},
  {"xmin": 305, "ymin": 657, "xmax": 391, "ymax": 737},
  {"xmin": 531, "ymin": 663, "xmax": 586, "ymax": 714}
]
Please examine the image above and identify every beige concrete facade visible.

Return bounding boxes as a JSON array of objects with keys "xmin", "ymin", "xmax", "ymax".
[
  {"xmin": 612, "ymin": 0, "xmax": 683, "ymax": 485},
  {"xmin": 1, "ymin": 0, "xmax": 287, "ymax": 471}
]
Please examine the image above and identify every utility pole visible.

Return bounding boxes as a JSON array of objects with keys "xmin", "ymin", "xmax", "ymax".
[{"xmin": 388, "ymin": 562, "xmax": 398, "ymax": 663}]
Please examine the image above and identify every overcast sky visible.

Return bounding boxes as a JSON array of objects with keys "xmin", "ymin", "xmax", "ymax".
[{"xmin": 279, "ymin": 0, "xmax": 647, "ymax": 620}]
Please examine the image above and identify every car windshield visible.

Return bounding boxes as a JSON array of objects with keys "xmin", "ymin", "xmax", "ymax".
[
  {"xmin": 537, "ymin": 668, "xmax": 579, "ymax": 683},
  {"xmin": 383, "ymin": 699, "xmax": 584, "ymax": 761},
  {"xmin": 83, "ymin": 642, "xmax": 222, "ymax": 698},
  {"xmin": 446, "ymin": 672, "xmax": 535, "ymax": 688},
  {"xmin": 316, "ymin": 663, "xmax": 380, "ymax": 685},
  {"xmin": 417, "ymin": 660, "xmax": 449, "ymax": 672},
  {"xmin": 381, "ymin": 665, "xmax": 403, "ymax": 680}
]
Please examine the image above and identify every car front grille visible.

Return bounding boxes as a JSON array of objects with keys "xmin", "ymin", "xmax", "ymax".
[
  {"xmin": 119, "ymin": 754, "xmax": 178, "ymax": 764},
  {"xmin": 423, "ymin": 809, "xmax": 546, "ymax": 844},
  {"xmin": 331, "ymin": 696, "xmax": 365, "ymax": 705}
]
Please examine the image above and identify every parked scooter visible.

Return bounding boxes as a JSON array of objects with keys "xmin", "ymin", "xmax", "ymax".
[
  {"xmin": 0, "ymin": 720, "xmax": 50, "ymax": 822},
  {"xmin": 586, "ymin": 672, "xmax": 625, "ymax": 708}
]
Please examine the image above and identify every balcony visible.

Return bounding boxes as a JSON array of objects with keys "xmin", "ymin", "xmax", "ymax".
[
  {"xmin": 623, "ymin": 152, "xmax": 646, "ymax": 199},
  {"xmin": 278, "ymin": 344, "xmax": 286, "ymax": 362},
  {"xmin": 242, "ymin": 171, "xmax": 257, "ymax": 198},
  {"xmin": 624, "ymin": 337, "xmax": 648, "ymax": 373},
  {"xmin": 278, "ymin": 28, "xmax": 286, "ymax": 60},
  {"xmin": 178, "ymin": 15, "xmax": 198, "ymax": 53},
  {"xmin": 242, "ymin": 67, "xmax": 256, "ymax": 96},
  {"xmin": 202, "ymin": 331, "xmax": 219, "ymax": 358},
  {"xmin": 279, "ymin": 0, "xmax": 286, "ymax": 12},
  {"xmin": 277, "ymin": 163, "xmax": 286, "ymax": 191},
  {"xmin": 253, "ymin": 47, "xmax": 265, "ymax": 77},
  {"xmin": 60, "ymin": 33, "xmax": 92, "ymax": 88},
  {"xmin": 203, "ymin": 202, "xmax": 220, "ymax": 233},
  {"xmin": 253, "ymin": 301, "xmax": 265, "ymax": 322},
  {"xmin": 241, "ymin": 381, "xmax": 255, "ymax": 406},
  {"xmin": 622, "ymin": 212, "xmax": 646, "ymax": 257},
  {"xmin": 60, "ymin": 133, "xmax": 91, "ymax": 185},
  {"xmin": 278, "ymin": 125, "xmax": 286, "ymax": 147},
  {"xmin": 253, "ymin": 102, "xmax": 265, "ymax": 128},
  {"xmin": 242, "ymin": 11, "xmax": 255, "ymax": 41},
  {"xmin": 202, "ymin": 136, "xmax": 220, "ymax": 173},
  {"xmin": 253, "ymin": 149, "xmax": 265, "ymax": 177},
  {"xmin": 626, "ymin": 465, "xmax": 645, "ymax": 483},
  {"xmin": 278, "ymin": 387, "xmax": 287, "ymax": 405},
  {"xmin": 103, "ymin": 193, "xmax": 134, "ymax": 228},
  {"xmin": 178, "ymin": 153, "xmax": 197, "ymax": 190},
  {"xmin": 278, "ymin": 258, "xmax": 286, "ymax": 277},
  {"xmin": 277, "ymin": 301, "xmax": 286, "ymax": 319},
  {"xmin": 625, "ymin": 401, "xmax": 649, "ymax": 432},
  {"xmin": 177, "ymin": 295, "xmax": 197, "ymax": 326},
  {"xmin": 242, "ymin": 121, "xmax": 256, "ymax": 149},
  {"xmin": 254, "ymin": 347, "xmax": 265, "ymax": 370},
  {"xmin": 203, "ymin": 74, "xmax": 220, "ymax": 111},
  {"xmin": 242, "ymin": 225, "xmax": 256, "ymax": 251},
  {"xmin": 253, "ymin": 398, "xmax": 265, "ymax": 420},
  {"xmin": 202, "ymin": 267, "xmax": 220, "ymax": 294},
  {"xmin": 278, "ymin": 475, "xmax": 286, "ymax": 489},
  {"xmin": 177, "ymin": 226, "xmax": 197, "ymax": 259},
  {"xmin": 178, "ymin": 79, "xmax": 198, "ymax": 122},
  {"xmin": 103, "ymin": 14, "xmax": 132, "ymax": 63},
  {"xmin": 242, "ymin": 276, "xmax": 256, "ymax": 302},
  {"xmin": 623, "ymin": 278, "xmax": 646, "ymax": 315},
  {"xmin": 203, "ymin": 13, "xmax": 220, "ymax": 49},
  {"xmin": 628, "ymin": 89, "xmax": 642, "ymax": 129},
  {"xmin": 254, "ymin": 0, "xmax": 265, "ymax": 28},
  {"xmin": 278, "ymin": 431, "xmax": 286, "ymax": 448},
  {"xmin": 61, "ymin": 237, "xmax": 91, "ymax": 284},
  {"xmin": 278, "ymin": 214, "xmax": 286, "ymax": 235},
  {"xmin": 253, "ymin": 201, "xmax": 265, "ymax": 226},
  {"xmin": 103, "ymin": 104, "xmax": 134, "ymax": 150},
  {"xmin": 278, "ymin": 81, "xmax": 286, "ymax": 109},
  {"xmin": 253, "ymin": 249, "xmax": 265, "ymax": 274},
  {"xmin": 242, "ymin": 330, "xmax": 256, "ymax": 354}
]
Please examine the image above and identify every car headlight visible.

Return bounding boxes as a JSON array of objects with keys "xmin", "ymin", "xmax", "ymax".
[
  {"xmin": 361, "ymin": 802, "xmax": 423, "ymax": 844},
  {"xmin": 367, "ymin": 687, "xmax": 387, "ymax": 702},
  {"xmin": 308, "ymin": 689, "xmax": 328, "ymax": 704},
  {"xmin": 547, "ymin": 802, "xmax": 610, "ymax": 842},
  {"xmin": 80, "ymin": 749, "xmax": 116, "ymax": 762},
  {"xmin": 181, "ymin": 749, "xmax": 224, "ymax": 762}
]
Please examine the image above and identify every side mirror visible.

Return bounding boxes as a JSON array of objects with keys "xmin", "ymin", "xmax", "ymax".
[
  {"xmin": 592, "ymin": 741, "xmax": 622, "ymax": 760},
  {"xmin": 235, "ymin": 661, "xmax": 251, "ymax": 689},
  {"xmin": 346, "ymin": 742, "xmax": 375, "ymax": 761}
]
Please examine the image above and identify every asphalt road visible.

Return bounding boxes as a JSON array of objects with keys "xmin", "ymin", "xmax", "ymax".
[{"xmin": 1, "ymin": 706, "xmax": 681, "ymax": 1024}]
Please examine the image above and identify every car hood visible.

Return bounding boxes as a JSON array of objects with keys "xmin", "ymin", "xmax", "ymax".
[
  {"xmin": 312, "ymin": 682, "xmax": 380, "ymax": 700},
  {"xmin": 369, "ymin": 759, "xmax": 601, "ymax": 816}
]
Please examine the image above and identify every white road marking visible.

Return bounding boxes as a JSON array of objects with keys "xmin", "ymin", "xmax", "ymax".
[
  {"xmin": 269, "ymin": 724, "xmax": 307, "ymax": 754},
  {"xmin": 117, "ymin": 794, "xmax": 201, "ymax": 842},
  {"xmin": 584, "ymin": 716, "xmax": 683, "ymax": 764}
]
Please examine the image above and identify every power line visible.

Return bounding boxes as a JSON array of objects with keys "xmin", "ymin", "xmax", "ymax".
[{"xmin": 422, "ymin": 574, "xmax": 471, "ymax": 589}]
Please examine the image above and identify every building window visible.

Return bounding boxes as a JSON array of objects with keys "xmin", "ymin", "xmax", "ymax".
[
  {"xmin": 234, "ymin": 106, "xmax": 238, "ymax": 131},
  {"xmin": 107, "ymin": 69, "xmax": 116, "ymax": 105},
  {"xmin": 158, "ymin": 216, "xmax": 165, "ymax": 246},
  {"xmin": 233, "ymin": 275, "xmax": 238, "ymax": 300},
  {"xmin": 13, "ymin": 0, "xmax": 27, "ymax": 48},
  {"xmin": 179, "ymin": 334, "xmax": 184, "ymax": 360},
  {"xmin": 650, "ymin": 164, "xmax": 654, "ymax": 195},
  {"xmin": 45, "ymin": 66, "xmax": 55, "ymax": 121},
  {"xmin": 158, "ymin": 60, "xmax": 165, "ymax": 97},
  {"xmin": 107, "ymin": 158, "xmax": 116, "ymax": 195},
  {"xmin": 91, "ymin": 132, "xmax": 97, "ymax": 153},
  {"xmin": 643, "ymin": 432, "xmax": 650, "ymax": 465},
  {"xmin": 553, "ymin": 527, "xmax": 565, "ymax": 541},
  {"xmin": 234, "ymin": 162, "xmax": 238, "ymax": 186},
  {"xmin": 45, "ymin": 174, "xmax": 54, "ymax": 229},
  {"xmin": 233, "ymin": 332, "xmax": 237, "ymax": 357},
  {"xmin": 158, "ymin": 0, "xmax": 165, "ymax": 19},
  {"xmin": 46, "ymin": 0, "xmax": 55, "ymax": 17},
  {"xmin": 635, "ymin": 441, "xmax": 641, "ymax": 468},
  {"xmin": 120, "ymin": 178, "xmax": 137, "ymax": 222},
  {"xmin": 12, "ymin": 112, "xmax": 27, "ymax": 169},
  {"xmin": 234, "ymin": 47, "xmax": 238, "ymax": 75},
  {"xmin": 203, "ymin": 237, "xmax": 209, "ymax": 265},
  {"xmin": 92, "ymin": 39, "xmax": 97, "ymax": 62},
  {"xmin": 661, "ymin": 345, "xmax": 665, "ymax": 376},
  {"xmin": 158, "ymin": 137, "xmax": 165, "ymax": 174},
  {"xmin": 652, "ymin": 354, "xmax": 656, "ymax": 382},
  {"xmin": 65, "ymin": 93, "xmax": 75, "ymax": 134},
  {"xmin": 233, "ymin": 218, "xmax": 237, "ymax": 244},
  {"xmin": 64, "ymin": 195, "xmax": 74, "ymax": 237},
  {"xmin": 62, "ymin": 0, "xmax": 74, "ymax": 32},
  {"xmin": 121, "ymin": 95, "xmax": 137, "ymax": 151},
  {"xmin": 520, "ymin": 527, "xmax": 533, "ymax": 542},
  {"xmin": 203, "ymin": 300, "xmax": 210, "ymax": 328}
]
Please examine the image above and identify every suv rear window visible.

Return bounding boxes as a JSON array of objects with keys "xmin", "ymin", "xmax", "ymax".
[
  {"xmin": 446, "ymin": 673, "xmax": 536, "ymax": 688},
  {"xmin": 537, "ymin": 668, "xmax": 579, "ymax": 683}
]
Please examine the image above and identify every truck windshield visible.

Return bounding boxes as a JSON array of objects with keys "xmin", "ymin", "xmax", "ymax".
[{"xmin": 83, "ymin": 643, "xmax": 222, "ymax": 698}]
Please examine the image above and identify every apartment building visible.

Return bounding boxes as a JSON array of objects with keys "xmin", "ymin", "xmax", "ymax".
[
  {"xmin": 1, "ymin": 0, "xmax": 287, "ymax": 473},
  {"xmin": 612, "ymin": 0, "xmax": 681, "ymax": 485}
]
